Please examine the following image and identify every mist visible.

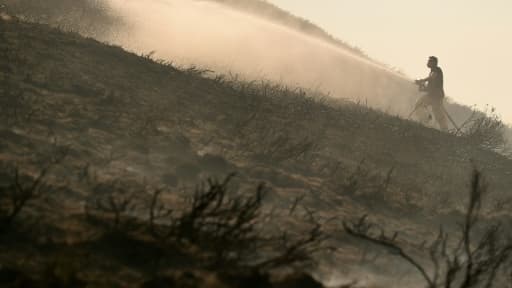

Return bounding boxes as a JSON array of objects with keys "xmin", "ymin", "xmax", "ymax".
[{"xmin": 97, "ymin": 0, "xmax": 418, "ymax": 115}]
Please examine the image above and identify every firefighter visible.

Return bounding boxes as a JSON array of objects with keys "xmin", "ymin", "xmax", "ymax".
[{"xmin": 414, "ymin": 56, "xmax": 448, "ymax": 131}]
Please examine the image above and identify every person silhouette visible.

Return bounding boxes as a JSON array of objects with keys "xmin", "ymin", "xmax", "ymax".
[{"xmin": 413, "ymin": 56, "xmax": 449, "ymax": 131}]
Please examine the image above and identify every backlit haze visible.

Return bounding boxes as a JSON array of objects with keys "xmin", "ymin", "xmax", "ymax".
[{"xmin": 270, "ymin": 0, "xmax": 512, "ymax": 123}]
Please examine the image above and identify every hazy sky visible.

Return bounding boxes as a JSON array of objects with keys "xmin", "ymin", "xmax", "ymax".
[{"xmin": 268, "ymin": 0, "xmax": 512, "ymax": 123}]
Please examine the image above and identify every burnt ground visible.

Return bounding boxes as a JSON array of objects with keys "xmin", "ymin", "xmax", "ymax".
[{"xmin": 1, "ymin": 17, "xmax": 512, "ymax": 287}]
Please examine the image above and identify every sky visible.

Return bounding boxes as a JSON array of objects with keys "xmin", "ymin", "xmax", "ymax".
[{"xmin": 268, "ymin": 0, "xmax": 512, "ymax": 123}]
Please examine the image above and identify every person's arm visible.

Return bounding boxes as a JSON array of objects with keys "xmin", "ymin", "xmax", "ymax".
[
  {"xmin": 415, "ymin": 78, "xmax": 427, "ymax": 85},
  {"xmin": 416, "ymin": 70, "xmax": 439, "ymax": 84}
]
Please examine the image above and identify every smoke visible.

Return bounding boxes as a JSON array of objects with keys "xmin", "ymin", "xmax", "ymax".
[
  {"xmin": 2, "ymin": 0, "xmax": 119, "ymax": 37},
  {"xmin": 2, "ymin": 0, "xmax": 422, "ymax": 114},
  {"xmin": 98, "ymin": 0, "xmax": 418, "ymax": 115}
]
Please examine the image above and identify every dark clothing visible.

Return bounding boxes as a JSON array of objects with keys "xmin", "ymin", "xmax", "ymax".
[
  {"xmin": 425, "ymin": 66, "xmax": 445, "ymax": 98},
  {"xmin": 413, "ymin": 65, "xmax": 448, "ymax": 130}
]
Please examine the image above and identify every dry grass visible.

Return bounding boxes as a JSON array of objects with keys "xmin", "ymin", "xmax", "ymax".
[{"xmin": 1, "ymin": 16, "xmax": 512, "ymax": 287}]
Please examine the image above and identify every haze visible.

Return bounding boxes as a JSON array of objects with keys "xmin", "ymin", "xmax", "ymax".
[
  {"xmin": 269, "ymin": 0, "xmax": 512, "ymax": 123},
  {"xmin": 104, "ymin": 0, "xmax": 418, "ymax": 116}
]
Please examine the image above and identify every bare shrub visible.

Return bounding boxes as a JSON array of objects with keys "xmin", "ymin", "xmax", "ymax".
[
  {"xmin": 344, "ymin": 168, "xmax": 512, "ymax": 288},
  {"xmin": 144, "ymin": 174, "xmax": 267, "ymax": 265},
  {"xmin": 254, "ymin": 218, "xmax": 330, "ymax": 272},
  {"xmin": 144, "ymin": 173, "xmax": 330, "ymax": 270},
  {"xmin": 84, "ymin": 180, "xmax": 141, "ymax": 233},
  {"xmin": 78, "ymin": 170, "xmax": 330, "ymax": 273},
  {"xmin": 0, "ymin": 165, "xmax": 49, "ymax": 231},
  {"xmin": 176, "ymin": 174, "xmax": 265, "ymax": 263},
  {"xmin": 0, "ymin": 142, "xmax": 67, "ymax": 232},
  {"xmin": 146, "ymin": 188, "xmax": 175, "ymax": 240},
  {"xmin": 459, "ymin": 107, "xmax": 507, "ymax": 151}
]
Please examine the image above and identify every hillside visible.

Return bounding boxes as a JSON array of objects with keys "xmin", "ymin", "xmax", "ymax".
[
  {"xmin": 202, "ymin": 0, "xmax": 512, "ymax": 142},
  {"xmin": 6, "ymin": 0, "xmax": 511, "ymax": 139},
  {"xmin": 2, "ymin": 16, "xmax": 512, "ymax": 287}
]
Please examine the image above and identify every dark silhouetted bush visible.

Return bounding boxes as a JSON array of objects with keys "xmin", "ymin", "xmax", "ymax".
[{"xmin": 344, "ymin": 168, "xmax": 512, "ymax": 288}]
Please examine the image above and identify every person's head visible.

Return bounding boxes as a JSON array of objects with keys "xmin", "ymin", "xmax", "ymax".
[{"xmin": 427, "ymin": 56, "xmax": 438, "ymax": 68}]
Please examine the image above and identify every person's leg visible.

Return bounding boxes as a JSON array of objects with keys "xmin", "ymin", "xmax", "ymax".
[
  {"xmin": 431, "ymin": 98, "xmax": 449, "ymax": 131},
  {"xmin": 416, "ymin": 106, "xmax": 432, "ymax": 125},
  {"xmin": 413, "ymin": 95, "xmax": 431, "ymax": 123},
  {"xmin": 414, "ymin": 95, "xmax": 428, "ymax": 109}
]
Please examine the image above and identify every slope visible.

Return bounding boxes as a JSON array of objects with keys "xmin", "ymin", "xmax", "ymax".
[{"xmin": 1, "ymin": 16, "xmax": 512, "ymax": 287}]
